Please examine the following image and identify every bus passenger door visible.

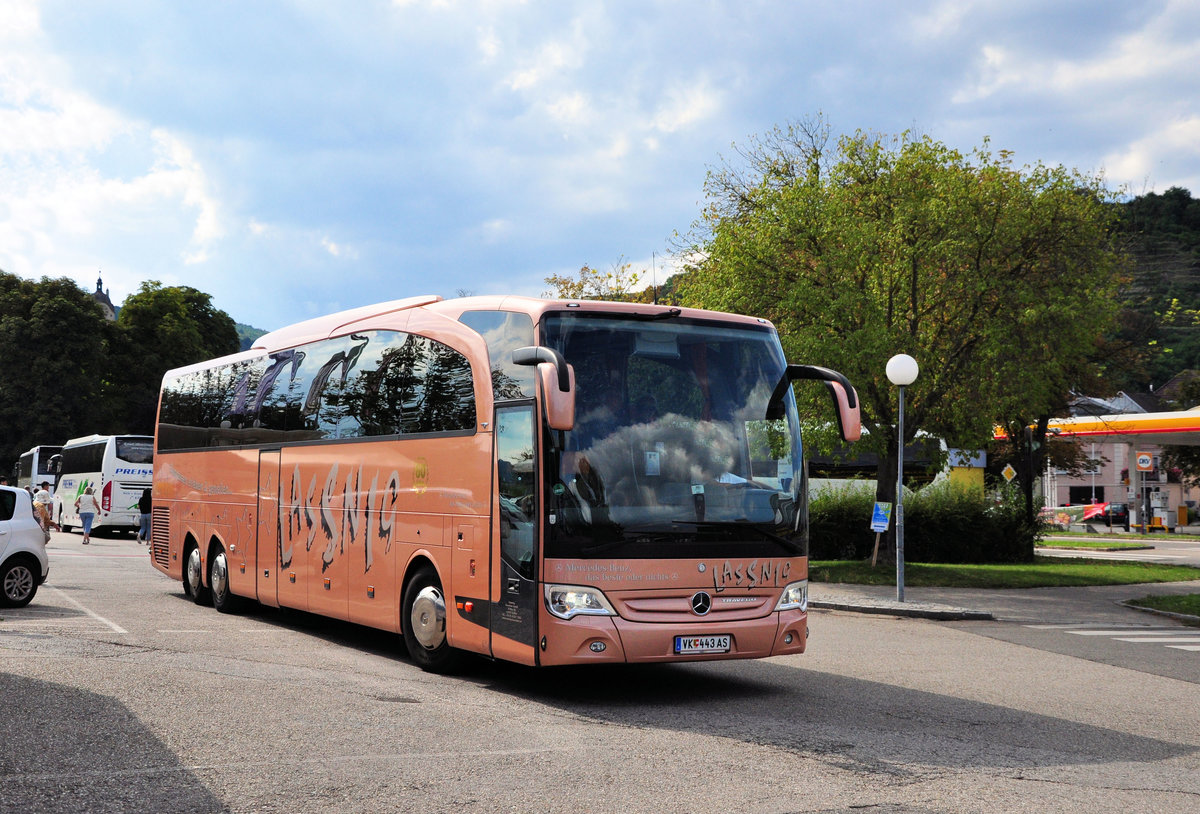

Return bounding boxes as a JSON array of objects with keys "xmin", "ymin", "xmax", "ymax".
[
  {"xmin": 257, "ymin": 450, "xmax": 281, "ymax": 607},
  {"xmin": 490, "ymin": 404, "xmax": 539, "ymax": 665}
]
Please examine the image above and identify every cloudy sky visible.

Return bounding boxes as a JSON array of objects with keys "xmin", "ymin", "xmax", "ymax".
[{"xmin": 2, "ymin": 0, "xmax": 1198, "ymax": 331}]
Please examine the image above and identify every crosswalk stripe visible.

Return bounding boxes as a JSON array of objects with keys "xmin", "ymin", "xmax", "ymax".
[
  {"xmin": 1113, "ymin": 637, "xmax": 1200, "ymax": 643},
  {"xmin": 1063, "ymin": 629, "xmax": 1181, "ymax": 636},
  {"xmin": 1168, "ymin": 645, "xmax": 1200, "ymax": 651}
]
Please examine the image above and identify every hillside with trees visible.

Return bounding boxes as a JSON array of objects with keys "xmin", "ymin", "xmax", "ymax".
[{"xmin": 0, "ymin": 273, "xmax": 240, "ymax": 473}]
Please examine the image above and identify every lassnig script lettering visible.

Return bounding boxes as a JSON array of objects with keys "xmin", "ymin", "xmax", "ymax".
[
  {"xmin": 283, "ymin": 463, "xmax": 402, "ymax": 575},
  {"xmin": 710, "ymin": 559, "xmax": 792, "ymax": 591}
]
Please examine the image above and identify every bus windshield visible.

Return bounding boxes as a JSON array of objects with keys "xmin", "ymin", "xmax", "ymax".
[{"xmin": 541, "ymin": 313, "xmax": 805, "ymax": 561}]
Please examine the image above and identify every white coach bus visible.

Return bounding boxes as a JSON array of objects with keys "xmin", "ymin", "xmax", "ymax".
[
  {"xmin": 14, "ymin": 444, "xmax": 62, "ymax": 491},
  {"xmin": 53, "ymin": 435, "xmax": 154, "ymax": 535}
]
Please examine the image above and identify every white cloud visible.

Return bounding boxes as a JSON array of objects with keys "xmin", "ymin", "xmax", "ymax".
[
  {"xmin": 954, "ymin": 2, "xmax": 1200, "ymax": 104},
  {"xmin": 1104, "ymin": 116, "xmax": 1200, "ymax": 192},
  {"xmin": 650, "ymin": 80, "xmax": 722, "ymax": 134}
]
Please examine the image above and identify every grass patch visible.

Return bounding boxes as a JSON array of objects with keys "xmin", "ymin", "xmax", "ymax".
[
  {"xmin": 809, "ymin": 557, "xmax": 1200, "ymax": 589},
  {"xmin": 1125, "ymin": 593, "xmax": 1200, "ymax": 619},
  {"xmin": 1038, "ymin": 539, "xmax": 1152, "ymax": 551}
]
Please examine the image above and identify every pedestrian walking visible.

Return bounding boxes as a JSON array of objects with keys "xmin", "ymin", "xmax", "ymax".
[
  {"xmin": 33, "ymin": 481, "xmax": 60, "ymax": 532},
  {"xmin": 137, "ymin": 488, "xmax": 152, "ymax": 543},
  {"xmin": 75, "ymin": 486, "xmax": 100, "ymax": 545}
]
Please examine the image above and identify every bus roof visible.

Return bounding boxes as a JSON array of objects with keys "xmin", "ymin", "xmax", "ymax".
[
  {"xmin": 163, "ymin": 294, "xmax": 778, "ymax": 381},
  {"xmin": 62, "ymin": 434, "xmax": 153, "ymax": 448}
]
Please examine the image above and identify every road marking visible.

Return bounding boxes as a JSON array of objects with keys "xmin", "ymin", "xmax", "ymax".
[
  {"xmin": 1062, "ymin": 629, "xmax": 1182, "ymax": 636},
  {"xmin": 1025, "ymin": 624, "xmax": 1200, "ymax": 656},
  {"xmin": 46, "ymin": 587, "xmax": 129, "ymax": 634}
]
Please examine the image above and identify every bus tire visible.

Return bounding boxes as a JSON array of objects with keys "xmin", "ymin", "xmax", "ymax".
[
  {"xmin": 401, "ymin": 565, "xmax": 462, "ymax": 674},
  {"xmin": 184, "ymin": 545, "xmax": 210, "ymax": 605},
  {"xmin": 209, "ymin": 547, "xmax": 242, "ymax": 614}
]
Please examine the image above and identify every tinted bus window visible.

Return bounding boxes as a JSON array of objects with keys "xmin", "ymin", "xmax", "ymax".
[
  {"xmin": 61, "ymin": 442, "xmax": 106, "ymax": 475},
  {"xmin": 116, "ymin": 438, "xmax": 154, "ymax": 464},
  {"xmin": 459, "ymin": 310, "xmax": 535, "ymax": 400},
  {"xmin": 159, "ymin": 330, "xmax": 475, "ymax": 450}
]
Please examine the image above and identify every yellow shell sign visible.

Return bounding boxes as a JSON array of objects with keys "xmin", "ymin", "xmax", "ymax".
[{"xmin": 413, "ymin": 457, "xmax": 429, "ymax": 494}]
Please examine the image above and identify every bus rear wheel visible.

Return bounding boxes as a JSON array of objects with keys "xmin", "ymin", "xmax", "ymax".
[
  {"xmin": 210, "ymin": 548, "xmax": 242, "ymax": 614},
  {"xmin": 401, "ymin": 565, "xmax": 462, "ymax": 674},
  {"xmin": 184, "ymin": 545, "xmax": 209, "ymax": 605}
]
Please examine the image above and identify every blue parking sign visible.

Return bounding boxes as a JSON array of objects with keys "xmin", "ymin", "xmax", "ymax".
[{"xmin": 870, "ymin": 502, "xmax": 893, "ymax": 532}]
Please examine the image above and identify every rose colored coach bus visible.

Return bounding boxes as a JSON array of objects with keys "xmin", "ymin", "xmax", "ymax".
[{"xmin": 149, "ymin": 295, "xmax": 859, "ymax": 671}]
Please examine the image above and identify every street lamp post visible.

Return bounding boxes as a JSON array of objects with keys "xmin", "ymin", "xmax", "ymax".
[{"xmin": 886, "ymin": 354, "xmax": 919, "ymax": 602}]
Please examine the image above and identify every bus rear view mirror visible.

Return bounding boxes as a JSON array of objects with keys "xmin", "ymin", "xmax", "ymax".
[
  {"xmin": 539, "ymin": 362, "xmax": 575, "ymax": 431},
  {"xmin": 513, "ymin": 346, "xmax": 576, "ymax": 432},
  {"xmin": 768, "ymin": 364, "xmax": 861, "ymax": 443}
]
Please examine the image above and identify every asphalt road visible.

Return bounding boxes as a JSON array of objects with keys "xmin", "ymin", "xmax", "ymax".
[
  {"xmin": 1039, "ymin": 535, "xmax": 1200, "ymax": 566},
  {"xmin": 2, "ymin": 531, "xmax": 1198, "ymax": 813}
]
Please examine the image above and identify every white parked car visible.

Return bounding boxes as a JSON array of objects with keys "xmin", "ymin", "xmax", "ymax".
[{"xmin": 0, "ymin": 485, "xmax": 50, "ymax": 608}]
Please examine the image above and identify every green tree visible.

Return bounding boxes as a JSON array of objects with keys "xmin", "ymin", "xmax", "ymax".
[
  {"xmin": 0, "ymin": 272, "xmax": 114, "ymax": 470},
  {"xmin": 110, "ymin": 282, "xmax": 240, "ymax": 432},
  {"xmin": 544, "ymin": 259, "xmax": 648, "ymax": 301},
  {"xmin": 674, "ymin": 119, "xmax": 1124, "ymax": 558}
]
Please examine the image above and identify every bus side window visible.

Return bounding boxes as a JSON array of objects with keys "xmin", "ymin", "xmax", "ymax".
[{"xmin": 459, "ymin": 310, "xmax": 535, "ymax": 401}]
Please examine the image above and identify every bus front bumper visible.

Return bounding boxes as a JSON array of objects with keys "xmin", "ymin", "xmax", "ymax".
[{"xmin": 538, "ymin": 608, "xmax": 808, "ymax": 666}]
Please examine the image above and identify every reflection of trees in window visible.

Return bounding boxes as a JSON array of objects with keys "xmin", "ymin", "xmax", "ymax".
[
  {"xmin": 628, "ymin": 355, "xmax": 703, "ymax": 419},
  {"xmin": 342, "ymin": 334, "xmax": 475, "ymax": 436},
  {"xmin": 301, "ymin": 335, "xmax": 369, "ymax": 438},
  {"xmin": 256, "ymin": 350, "xmax": 304, "ymax": 432},
  {"xmin": 159, "ymin": 330, "xmax": 476, "ymax": 448}
]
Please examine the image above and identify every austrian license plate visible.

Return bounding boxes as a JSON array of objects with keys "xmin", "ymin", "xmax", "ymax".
[{"xmin": 674, "ymin": 634, "xmax": 731, "ymax": 655}]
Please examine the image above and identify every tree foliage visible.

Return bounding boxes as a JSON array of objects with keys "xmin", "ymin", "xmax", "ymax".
[
  {"xmin": 110, "ymin": 282, "xmax": 240, "ymax": 431},
  {"xmin": 544, "ymin": 259, "xmax": 649, "ymax": 302},
  {"xmin": 0, "ymin": 272, "xmax": 240, "ymax": 471},
  {"xmin": 671, "ymin": 119, "xmax": 1125, "ymax": 554}
]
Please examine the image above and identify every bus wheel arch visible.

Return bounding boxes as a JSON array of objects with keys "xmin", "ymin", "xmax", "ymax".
[
  {"xmin": 208, "ymin": 537, "xmax": 242, "ymax": 614},
  {"xmin": 183, "ymin": 535, "xmax": 209, "ymax": 605},
  {"xmin": 400, "ymin": 558, "xmax": 462, "ymax": 674}
]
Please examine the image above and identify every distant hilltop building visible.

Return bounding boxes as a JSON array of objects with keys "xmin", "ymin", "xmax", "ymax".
[{"xmin": 93, "ymin": 274, "xmax": 116, "ymax": 320}]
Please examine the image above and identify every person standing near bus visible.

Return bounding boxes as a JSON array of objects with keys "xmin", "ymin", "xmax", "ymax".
[
  {"xmin": 75, "ymin": 486, "xmax": 100, "ymax": 545},
  {"xmin": 137, "ymin": 488, "xmax": 152, "ymax": 543},
  {"xmin": 34, "ymin": 481, "xmax": 60, "ymax": 532}
]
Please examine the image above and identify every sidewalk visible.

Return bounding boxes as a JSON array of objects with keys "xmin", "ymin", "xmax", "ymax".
[{"xmin": 810, "ymin": 579, "xmax": 1200, "ymax": 625}]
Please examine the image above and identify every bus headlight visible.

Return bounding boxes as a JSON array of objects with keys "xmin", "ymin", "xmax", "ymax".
[
  {"xmin": 774, "ymin": 579, "xmax": 808, "ymax": 612},
  {"xmin": 544, "ymin": 584, "xmax": 617, "ymax": 620}
]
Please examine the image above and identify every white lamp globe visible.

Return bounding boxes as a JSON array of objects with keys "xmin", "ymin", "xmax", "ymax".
[{"xmin": 886, "ymin": 354, "xmax": 919, "ymax": 386}]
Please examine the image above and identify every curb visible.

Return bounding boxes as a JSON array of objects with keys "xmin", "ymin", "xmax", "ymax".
[
  {"xmin": 810, "ymin": 600, "xmax": 994, "ymax": 621},
  {"xmin": 1119, "ymin": 600, "xmax": 1200, "ymax": 627}
]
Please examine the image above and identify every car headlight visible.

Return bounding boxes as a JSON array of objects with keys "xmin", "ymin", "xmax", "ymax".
[
  {"xmin": 544, "ymin": 584, "xmax": 617, "ymax": 619},
  {"xmin": 774, "ymin": 579, "xmax": 808, "ymax": 612}
]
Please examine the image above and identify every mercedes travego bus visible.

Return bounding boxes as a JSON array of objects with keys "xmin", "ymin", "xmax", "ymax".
[
  {"xmin": 13, "ymin": 445, "xmax": 62, "ymax": 491},
  {"xmin": 149, "ymin": 295, "xmax": 860, "ymax": 671},
  {"xmin": 54, "ymin": 434, "xmax": 154, "ymax": 534}
]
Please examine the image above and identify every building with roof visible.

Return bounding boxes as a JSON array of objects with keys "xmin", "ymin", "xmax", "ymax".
[{"xmin": 92, "ymin": 274, "xmax": 116, "ymax": 321}]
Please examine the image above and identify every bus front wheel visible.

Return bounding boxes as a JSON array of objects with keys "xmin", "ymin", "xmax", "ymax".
[{"xmin": 401, "ymin": 565, "xmax": 462, "ymax": 674}]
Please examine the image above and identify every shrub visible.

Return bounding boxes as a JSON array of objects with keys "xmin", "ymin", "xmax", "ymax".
[{"xmin": 809, "ymin": 479, "xmax": 1039, "ymax": 563}]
